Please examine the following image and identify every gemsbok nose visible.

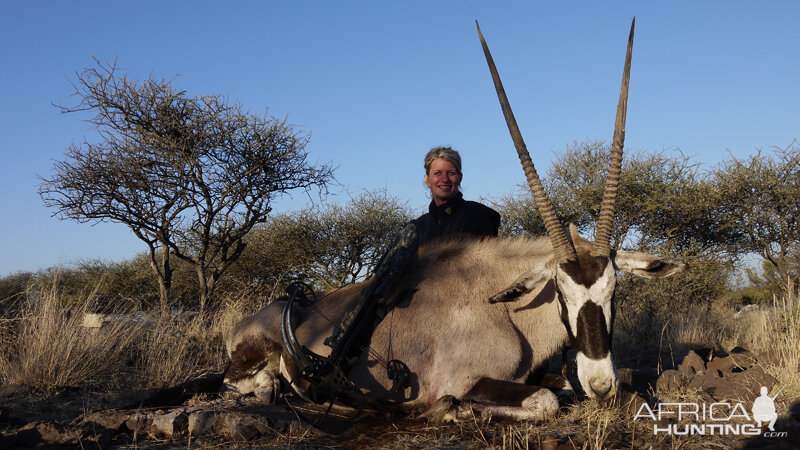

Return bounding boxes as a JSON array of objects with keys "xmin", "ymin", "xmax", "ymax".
[{"xmin": 589, "ymin": 377, "xmax": 614, "ymax": 400}]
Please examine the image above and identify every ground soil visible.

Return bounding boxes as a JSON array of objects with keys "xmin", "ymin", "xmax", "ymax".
[{"xmin": 1, "ymin": 349, "xmax": 798, "ymax": 449}]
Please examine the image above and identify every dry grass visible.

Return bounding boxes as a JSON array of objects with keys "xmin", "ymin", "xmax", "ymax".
[
  {"xmin": 209, "ymin": 294, "xmax": 263, "ymax": 349},
  {"xmin": 755, "ymin": 279, "xmax": 800, "ymax": 406},
  {"xmin": 135, "ymin": 315, "xmax": 220, "ymax": 387},
  {"xmin": 0, "ymin": 280, "xmax": 249, "ymax": 392},
  {"xmin": 0, "ymin": 279, "xmax": 144, "ymax": 392}
]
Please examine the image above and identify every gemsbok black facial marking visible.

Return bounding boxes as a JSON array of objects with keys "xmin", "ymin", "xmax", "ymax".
[
  {"xmin": 574, "ymin": 301, "xmax": 611, "ymax": 360},
  {"xmin": 560, "ymin": 257, "xmax": 611, "ymax": 288}
]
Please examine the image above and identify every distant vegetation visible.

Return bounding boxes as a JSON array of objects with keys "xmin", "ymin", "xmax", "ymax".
[{"xmin": 3, "ymin": 140, "xmax": 797, "ymax": 321}]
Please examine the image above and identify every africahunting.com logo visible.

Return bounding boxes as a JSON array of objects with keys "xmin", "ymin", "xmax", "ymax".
[{"xmin": 634, "ymin": 385, "xmax": 788, "ymax": 438}]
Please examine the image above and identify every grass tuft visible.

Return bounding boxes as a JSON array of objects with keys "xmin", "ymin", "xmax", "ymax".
[{"xmin": 0, "ymin": 278, "xmax": 143, "ymax": 392}]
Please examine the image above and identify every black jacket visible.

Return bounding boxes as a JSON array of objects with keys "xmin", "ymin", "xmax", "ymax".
[{"xmin": 411, "ymin": 193, "xmax": 500, "ymax": 246}]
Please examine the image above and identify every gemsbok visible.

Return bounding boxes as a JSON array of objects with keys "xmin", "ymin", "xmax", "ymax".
[{"xmin": 222, "ymin": 18, "xmax": 685, "ymax": 421}]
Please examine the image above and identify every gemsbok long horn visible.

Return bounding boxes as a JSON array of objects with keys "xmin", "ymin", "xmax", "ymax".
[
  {"xmin": 591, "ymin": 17, "xmax": 635, "ymax": 258},
  {"xmin": 476, "ymin": 20, "xmax": 577, "ymax": 264}
]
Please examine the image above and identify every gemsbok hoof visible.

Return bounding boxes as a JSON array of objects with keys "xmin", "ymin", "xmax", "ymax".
[{"xmin": 419, "ymin": 395, "xmax": 472, "ymax": 423}]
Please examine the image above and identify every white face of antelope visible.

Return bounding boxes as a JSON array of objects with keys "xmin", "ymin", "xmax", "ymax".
[{"xmin": 555, "ymin": 256, "xmax": 617, "ymax": 400}]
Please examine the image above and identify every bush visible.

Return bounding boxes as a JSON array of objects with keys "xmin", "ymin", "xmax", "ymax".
[
  {"xmin": 229, "ymin": 189, "xmax": 412, "ymax": 295},
  {"xmin": 615, "ymin": 253, "xmax": 731, "ymax": 349}
]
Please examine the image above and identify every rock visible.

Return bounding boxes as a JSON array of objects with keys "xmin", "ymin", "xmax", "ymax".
[
  {"xmin": 125, "ymin": 412, "xmax": 152, "ymax": 434},
  {"xmin": 656, "ymin": 370, "xmax": 687, "ymax": 394},
  {"xmin": 188, "ymin": 410, "xmax": 275, "ymax": 441},
  {"xmin": 677, "ymin": 350, "xmax": 707, "ymax": 375},
  {"xmin": 706, "ymin": 356, "xmax": 736, "ymax": 376},
  {"xmin": 80, "ymin": 410, "xmax": 130, "ymax": 431},
  {"xmin": 687, "ymin": 374, "xmax": 741, "ymax": 401},
  {"xmin": 213, "ymin": 412, "xmax": 272, "ymax": 441},
  {"xmin": 726, "ymin": 365, "xmax": 778, "ymax": 402},
  {"xmin": 188, "ymin": 410, "xmax": 216, "ymax": 437},
  {"xmin": 728, "ymin": 346, "xmax": 758, "ymax": 370},
  {"xmin": 149, "ymin": 410, "xmax": 189, "ymax": 439},
  {"xmin": 29, "ymin": 422, "xmax": 70, "ymax": 444},
  {"xmin": 12, "ymin": 421, "xmax": 82, "ymax": 446}
]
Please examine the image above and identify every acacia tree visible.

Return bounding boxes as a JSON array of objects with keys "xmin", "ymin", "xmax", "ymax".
[
  {"xmin": 494, "ymin": 140, "xmax": 733, "ymax": 256},
  {"xmin": 713, "ymin": 141, "xmax": 800, "ymax": 289},
  {"xmin": 40, "ymin": 60, "xmax": 333, "ymax": 313}
]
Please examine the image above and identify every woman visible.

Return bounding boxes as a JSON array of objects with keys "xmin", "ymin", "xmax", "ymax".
[
  {"xmin": 349, "ymin": 147, "xmax": 501, "ymax": 354},
  {"xmin": 412, "ymin": 146, "xmax": 501, "ymax": 245}
]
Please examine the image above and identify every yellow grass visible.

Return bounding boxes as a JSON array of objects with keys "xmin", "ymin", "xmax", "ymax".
[
  {"xmin": 0, "ymin": 278, "xmax": 144, "ymax": 392},
  {"xmin": 0, "ymin": 280, "xmax": 250, "ymax": 392},
  {"xmin": 130, "ymin": 293, "xmax": 256, "ymax": 387}
]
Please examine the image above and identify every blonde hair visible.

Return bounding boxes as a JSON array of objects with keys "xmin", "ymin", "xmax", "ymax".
[{"xmin": 423, "ymin": 146, "xmax": 462, "ymax": 175}]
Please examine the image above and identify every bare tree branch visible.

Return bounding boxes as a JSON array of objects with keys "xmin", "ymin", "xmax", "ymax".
[{"xmin": 40, "ymin": 59, "xmax": 333, "ymax": 312}]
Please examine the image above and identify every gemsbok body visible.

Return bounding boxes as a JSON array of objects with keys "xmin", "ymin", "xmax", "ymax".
[{"xmin": 223, "ymin": 18, "xmax": 685, "ymax": 421}]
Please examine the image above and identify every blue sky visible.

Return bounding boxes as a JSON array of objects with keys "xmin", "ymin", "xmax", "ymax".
[{"xmin": 1, "ymin": 1, "xmax": 798, "ymax": 276}]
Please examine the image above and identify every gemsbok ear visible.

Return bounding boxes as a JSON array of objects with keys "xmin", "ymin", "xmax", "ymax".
[
  {"xmin": 612, "ymin": 251, "xmax": 685, "ymax": 279},
  {"xmin": 489, "ymin": 266, "xmax": 551, "ymax": 303}
]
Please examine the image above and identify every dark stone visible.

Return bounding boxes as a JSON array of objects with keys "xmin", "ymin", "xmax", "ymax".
[
  {"xmin": 125, "ymin": 412, "xmax": 153, "ymax": 434},
  {"xmin": 726, "ymin": 365, "xmax": 778, "ymax": 402},
  {"xmin": 687, "ymin": 374, "xmax": 741, "ymax": 401},
  {"xmin": 149, "ymin": 409, "xmax": 189, "ymax": 439},
  {"xmin": 8, "ymin": 421, "xmax": 83, "ymax": 446},
  {"xmin": 678, "ymin": 350, "xmax": 707, "ymax": 375},
  {"xmin": 707, "ymin": 356, "xmax": 736, "ymax": 376},
  {"xmin": 188, "ymin": 410, "xmax": 216, "ymax": 437},
  {"xmin": 213, "ymin": 412, "xmax": 272, "ymax": 441},
  {"xmin": 80, "ymin": 409, "xmax": 130, "ymax": 431},
  {"xmin": 728, "ymin": 346, "xmax": 758, "ymax": 369},
  {"xmin": 656, "ymin": 370, "xmax": 687, "ymax": 394}
]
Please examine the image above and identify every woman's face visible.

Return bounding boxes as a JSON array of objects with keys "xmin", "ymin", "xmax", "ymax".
[{"xmin": 424, "ymin": 158, "xmax": 461, "ymax": 206}]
